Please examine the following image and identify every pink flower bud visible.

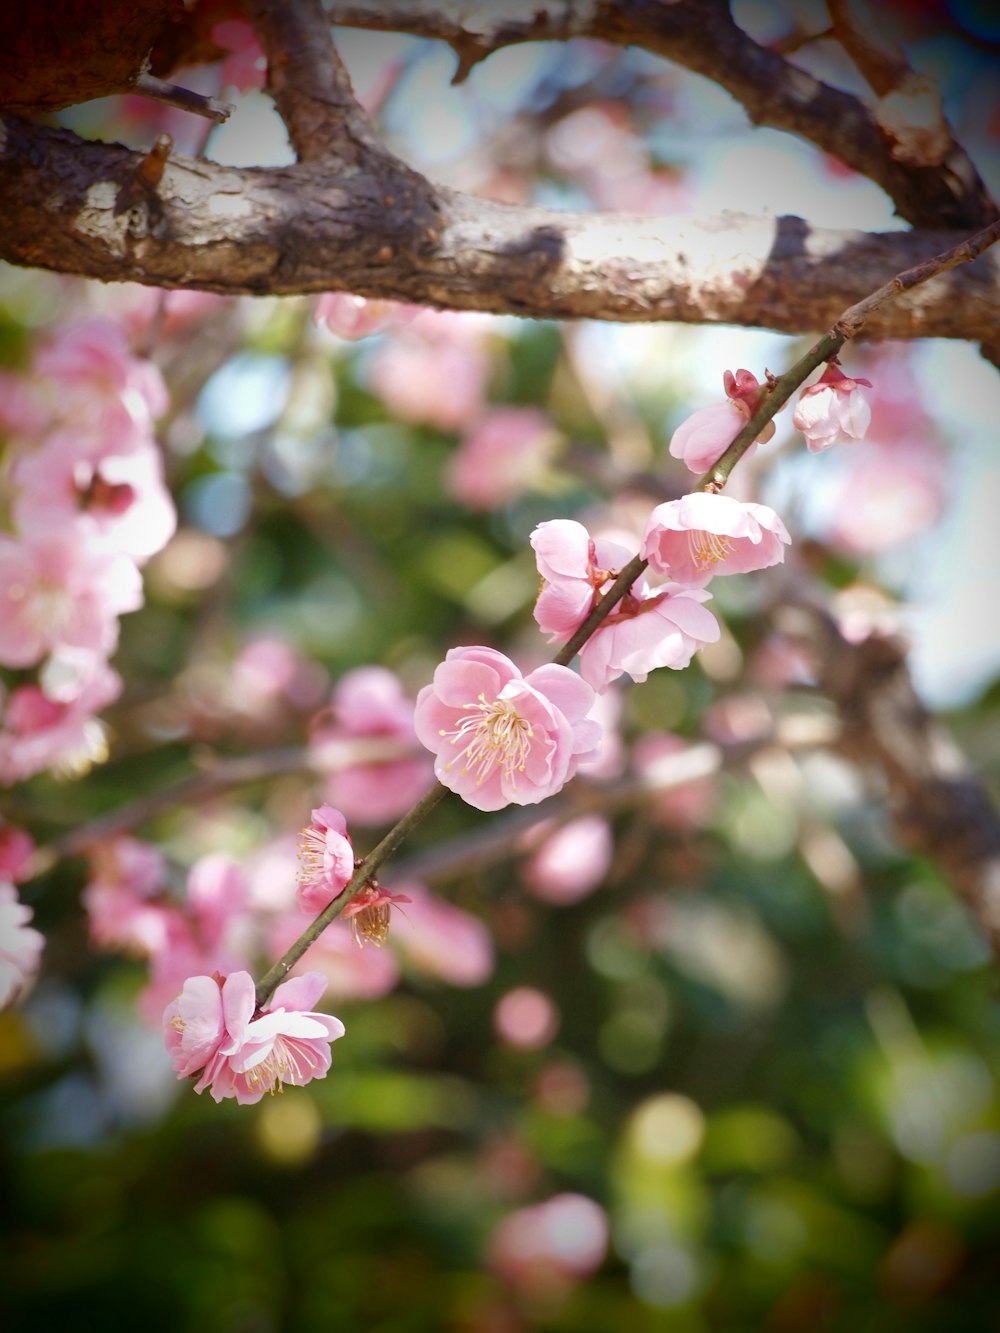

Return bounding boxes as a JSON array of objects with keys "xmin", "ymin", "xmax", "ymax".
[{"xmin": 792, "ymin": 362, "xmax": 873, "ymax": 452}]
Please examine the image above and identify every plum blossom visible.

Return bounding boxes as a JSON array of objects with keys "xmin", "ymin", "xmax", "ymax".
[
  {"xmin": 309, "ymin": 667, "xmax": 432, "ymax": 825},
  {"xmin": 341, "ymin": 883, "xmax": 412, "ymax": 948},
  {"xmin": 0, "ymin": 879, "xmax": 44, "ymax": 1009},
  {"xmin": 367, "ymin": 311, "xmax": 491, "ymax": 431},
  {"xmin": 296, "ymin": 805, "xmax": 355, "ymax": 913},
  {"xmin": 792, "ymin": 362, "xmax": 873, "ymax": 452},
  {"xmin": 314, "ymin": 293, "xmax": 418, "ymax": 339},
  {"xmin": 83, "ymin": 836, "xmax": 177, "ymax": 957},
  {"xmin": 669, "ymin": 369, "xmax": 775, "ymax": 474},
  {"xmin": 413, "ymin": 646, "xmax": 602, "ymax": 811},
  {"xmin": 447, "ymin": 407, "xmax": 559, "ymax": 509},
  {"xmin": 11, "ymin": 430, "xmax": 176, "ymax": 565},
  {"xmin": 530, "ymin": 518, "xmax": 720, "ymax": 692},
  {"xmin": 163, "ymin": 970, "xmax": 345, "ymax": 1104},
  {"xmin": 0, "ymin": 659, "xmax": 122, "ymax": 784},
  {"xmin": 577, "ymin": 580, "xmax": 720, "ymax": 692},
  {"xmin": 521, "ymin": 815, "xmax": 613, "ymax": 905},
  {"xmin": 641, "ymin": 492, "xmax": 791, "ymax": 586},
  {"xmin": 0, "ymin": 532, "xmax": 143, "ymax": 669}
]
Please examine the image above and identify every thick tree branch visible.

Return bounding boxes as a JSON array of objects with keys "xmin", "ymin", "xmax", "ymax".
[
  {"xmin": 329, "ymin": 0, "xmax": 998, "ymax": 231},
  {"xmin": 2, "ymin": 115, "xmax": 999, "ymax": 341}
]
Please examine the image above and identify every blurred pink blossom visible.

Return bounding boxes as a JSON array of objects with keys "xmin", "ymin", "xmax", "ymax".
[
  {"xmin": 521, "ymin": 815, "xmax": 612, "ymax": 905},
  {"xmin": 825, "ymin": 438, "xmax": 947, "ymax": 554},
  {"xmin": 12, "ymin": 430, "xmax": 176, "ymax": 565},
  {"xmin": 390, "ymin": 882, "xmax": 495, "ymax": 986},
  {"xmin": 0, "ymin": 661, "xmax": 121, "ymax": 784},
  {"xmin": 487, "ymin": 1193, "xmax": 609, "ymax": 1295},
  {"xmin": 0, "ymin": 532, "xmax": 142, "ymax": 669},
  {"xmin": 310, "ymin": 667, "xmax": 433, "ymax": 825},
  {"xmin": 641, "ymin": 492, "xmax": 791, "ymax": 585},
  {"xmin": 447, "ymin": 407, "xmax": 558, "ymax": 509},
  {"xmin": 296, "ymin": 805, "xmax": 355, "ymax": 913},
  {"xmin": 0, "ymin": 823, "xmax": 34, "ymax": 882},
  {"xmin": 314, "ymin": 293, "xmax": 419, "ymax": 339},
  {"xmin": 669, "ymin": 369, "xmax": 774, "ymax": 474},
  {"xmin": 163, "ymin": 969, "xmax": 345, "ymax": 1104},
  {"xmin": 83, "ymin": 836, "xmax": 178, "ymax": 957},
  {"xmin": 33, "ymin": 318, "xmax": 168, "ymax": 444},
  {"xmin": 186, "ymin": 854, "xmax": 250, "ymax": 950},
  {"xmin": 367, "ymin": 312, "xmax": 491, "ymax": 431},
  {"xmin": 792, "ymin": 362, "xmax": 872, "ymax": 452},
  {"xmin": 0, "ymin": 879, "xmax": 44, "ymax": 1010},
  {"xmin": 413, "ymin": 646, "xmax": 601, "ymax": 811}
]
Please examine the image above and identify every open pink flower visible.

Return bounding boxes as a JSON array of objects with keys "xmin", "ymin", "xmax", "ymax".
[
  {"xmin": 0, "ymin": 879, "xmax": 44, "ymax": 1009},
  {"xmin": 578, "ymin": 581, "xmax": 720, "ymax": 692},
  {"xmin": 296, "ymin": 805, "xmax": 355, "ymax": 913},
  {"xmin": 642, "ymin": 492, "xmax": 791, "ymax": 585},
  {"xmin": 413, "ymin": 646, "xmax": 601, "ymax": 811},
  {"xmin": 531, "ymin": 519, "xmax": 635, "ymax": 645},
  {"xmin": 669, "ymin": 369, "xmax": 775, "ymax": 474},
  {"xmin": 164, "ymin": 970, "xmax": 345, "ymax": 1104},
  {"xmin": 792, "ymin": 362, "xmax": 873, "ymax": 452}
]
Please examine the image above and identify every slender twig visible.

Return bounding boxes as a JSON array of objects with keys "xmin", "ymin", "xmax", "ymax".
[
  {"xmin": 234, "ymin": 213, "xmax": 1000, "ymax": 1006},
  {"xmin": 132, "ymin": 72, "xmax": 233, "ymax": 124}
]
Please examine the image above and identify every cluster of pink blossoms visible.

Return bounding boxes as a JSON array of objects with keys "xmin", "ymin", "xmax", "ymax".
[
  {"xmin": 152, "ymin": 355, "xmax": 873, "ymax": 1101},
  {"xmin": 0, "ymin": 319, "xmax": 175, "ymax": 783}
]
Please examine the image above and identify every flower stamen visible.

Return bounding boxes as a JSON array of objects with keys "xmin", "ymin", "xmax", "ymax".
[
  {"xmin": 689, "ymin": 528, "xmax": 734, "ymax": 571},
  {"xmin": 439, "ymin": 692, "xmax": 534, "ymax": 787}
]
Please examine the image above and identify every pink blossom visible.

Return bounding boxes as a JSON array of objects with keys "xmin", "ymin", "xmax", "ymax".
[
  {"xmin": 12, "ymin": 432, "xmax": 176, "ymax": 565},
  {"xmin": 0, "ymin": 660, "xmax": 122, "ymax": 784},
  {"xmin": 521, "ymin": 815, "xmax": 613, "ymax": 905},
  {"xmin": 310, "ymin": 667, "xmax": 433, "ymax": 825},
  {"xmin": 530, "ymin": 518, "xmax": 720, "ymax": 692},
  {"xmin": 296, "ymin": 805, "xmax": 355, "ymax": 913},
  {"xmin": 390, "ymin": 882, "xmax": 495, "ymax": 986},
  {"xmin": 367, "ymin": 313, "xmax": 491, "ymax": 431},
  {"xmin": 0, "ymin": 532, "xmax": 142, "ymax": 669},
  {"xmin": 792, "ymin": 362, "xmax": 873, "ymax": 452},
  {"xmin": 314, "ymin": 293, "xmax": 418, "ymax": 339},
  {"xmin": 824, "ymin": 437, "xmax": 946, "ymax": 554},
  {"xmin": 669, "ymin": 369, "xmax": 774, "ymax": 474},
  {"xmin": 83, "ymin": 836, "xmax": 179, "ymax": 957},
  {"xmin": 577, "ymin": 581, "xmax": 720, "ymax": 692},
  {"xmin": 531, "ymin": 519, "xmax": 635, "ymax": 645},
  {"xmin": 641, "ymin": 492, "xmax": 791, "ymax": 585},
  {"xmin": 0, "ymin": 823, "xmax": 34, "ymax": 882},
  {"xmin": 186, "ymin": 854, "xmax": 250, "ymax": 950},
  {"xmin": 33, "ymin": 318, "xmax": 168, "ymax": 444},
  {"xmin": 341, "ymin": 883, "xmax": 412, "ymax": 948},
  {"xmin": 447, "ymin": 408, "xmax": 558, "ymax": 509},
  {"xmin": 413, "ymin": 646, "xmax": 601, "ymax": 811},
  {"xmin": 487, "ymin": 1193, "xmax": 609, "ymax": 1294},
  {"xmin": 164, "ymin": 969, "xmax": 345, "ymax": 1104},
  {"xmin": 0, "ymin": 879, "xmax": 44, "ymax": 1009}
]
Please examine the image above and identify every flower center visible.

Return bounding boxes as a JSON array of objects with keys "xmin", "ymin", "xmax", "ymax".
[
  {"xmin": 296, "ymin": 826, "xmax": 329, "ymax": 886},
  {"xmin": 244, "ymin": 1036, "xmax": 320, "ymax": 1095},
  {"xmin": 689, "ymin": 528, "xmax": 735, "ymax": 571},
  {"xmin": 441, "ymin": 693, "xmax": 534, "ymax": 787}
]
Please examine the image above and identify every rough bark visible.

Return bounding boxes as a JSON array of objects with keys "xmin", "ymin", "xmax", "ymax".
[{"xmin": 2, "ymin": 114, "xmax": 998, "ymax": 341}]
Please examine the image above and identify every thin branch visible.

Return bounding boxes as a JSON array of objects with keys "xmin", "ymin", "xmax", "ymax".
[{"xmin": 132, "ymin": 72, "xmax": 233, "ymax": 124}]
